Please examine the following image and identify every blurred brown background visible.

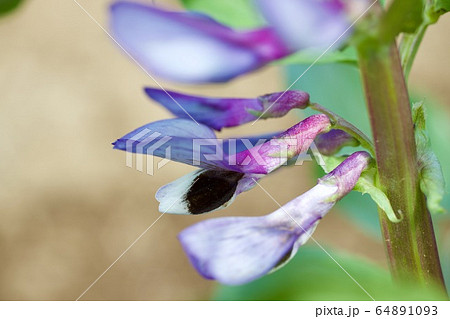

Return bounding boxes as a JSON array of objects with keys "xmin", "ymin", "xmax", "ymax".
[{"xmin": 0, "ymin": 0, "xmax": 449, "ymax": 300}]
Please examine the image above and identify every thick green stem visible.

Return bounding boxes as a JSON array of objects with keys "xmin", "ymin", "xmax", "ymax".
[{"xmin": 357, "ymin": 42, "xmax": 446, "ymax": 292}]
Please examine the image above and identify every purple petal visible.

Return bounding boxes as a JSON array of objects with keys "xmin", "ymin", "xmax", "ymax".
[
  {"xmin": 110, "ymin": 1, "xmax": 290, "ymax": 83},
  {"xmin": 314, "ymin": 129, "xmax": 359, "ymax": 156},
  {"xmin": 112, "ymin": 119, "xmax": 228, "ymax": 170},
  {"xmin": 256, "ymin": 0, "xmax": 351, "ymax": 51},
  {"xmin": 178, "ymin": 179, "xmax": 336, "ymax": 285},
  {"xmin": 321, "ymin": 151, "xmax": 371, "ymax": 197},
  {"xmin": 223, "ymin": 132, "xmax": 279, "ymax": 154},
  {"xmin": 145, "ymin": 88, "xmax": 309, "ymax": 130},
  {"xmin": 178, "ymin": 151, "xmax": 371, "ymax": 284},
  {"xmin": 229, "ymin": 114, "xmax": 331, "ymax": 174},
  {"xmin": 178, "ymin": 216, "xmax": 300, "ymax": 285}
]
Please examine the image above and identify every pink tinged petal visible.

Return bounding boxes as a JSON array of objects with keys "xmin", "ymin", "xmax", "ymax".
[
  {"xmin": 229, "ymin": 114, "xmax": 331, "ymax": 174},
  {"xmin": 314, "ymin": 129, "xmax": 359, "ymax": 156},
  {"xmin": 256, "ymin": 0, "xmax": 351, "ymax": 51},
  {"xmin": 110, "ymin": 2, "xmax": 290, "ymax": 83},
  {"xmin": 178, "ymin": 151, "xmax": 371, "ymax": 284},
  {"xmin": 145, "ymin": 88, "xmax": 309, "ymax": 130},
  {"xmin": 256, "ymin": 90, "xmax": 310, "ymax": 118},
  {"xmin": 320, "ymin": 150, "xmax": 372, "ymax": 197}
]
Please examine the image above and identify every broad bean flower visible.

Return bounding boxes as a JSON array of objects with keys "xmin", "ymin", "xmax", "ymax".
[
  {"xmin": 110, "ymin": 0, "xmax": 364, "ymax": 83},
  {"xmin": 114, "ymin": 114, "xmax": 359, "ymax": 215},
  {"xmin": 179, "ymin": 151, "xmax": 371, "ymax": 285},
  {"xmin": 144, "ymin": 88, "xmax": 310, "ymax": 130}
]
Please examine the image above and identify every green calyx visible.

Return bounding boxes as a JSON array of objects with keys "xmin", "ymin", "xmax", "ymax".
[
  {"xmin": 319, "ymin": 155, "xmax": 401, "ymax": 223},
  {"xmin": 413, "ymin": 102, "xmax": 447, "ymax": 215}
]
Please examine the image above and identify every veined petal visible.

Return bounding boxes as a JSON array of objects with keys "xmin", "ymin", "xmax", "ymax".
[
  {"xmin": 223, "ymin": 132, "xmax": 278, "ymax": 154},
  {"xmin": 256, "ymin": 0, "xmax": 351, "ymax": 51},
  {"xmin": 110, "ymin": 1, "xmax": 290, "ymax": 83},
  {"xmin": 156, "ymin": 169, "xmax": 259, "ymax": 215},
  {"xmin": 229, "ymin": 114, "xmax": 331, "ymax": 174},
  {"xmin": 225, "ymin": 129, "xmax": 358, "ymax": 157},
  {"xmin": 179, "ymin": 215, "xmax": 299, "ymax": 285},
  {"xmin": 145, "ymin": 88, "xmax": 310, "ymax": 130},
  {"xmin": 112, "ymin": 118, "xmax": 227, "ymax": 170},
  {"xmin": 179, "ymin": 151, "xmax": 371, "ymax": 285}
]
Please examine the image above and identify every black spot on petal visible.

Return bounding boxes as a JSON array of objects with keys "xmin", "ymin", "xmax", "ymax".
[{"xmin": 185, "ymin": 170, "xmax": 245, "ymax": 215}]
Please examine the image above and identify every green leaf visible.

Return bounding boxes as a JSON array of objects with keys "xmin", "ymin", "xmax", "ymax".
[
  {"xmin": 276, "ymin": 46, "xmax": 358, "ymax": 66},
  {"xmin": 412, "ymin": 102, "xmax": 447, "ymax": 214},
  {"xmin": 379, "ymin": 0, "xmax": 424, "ymax": 42},
  {"xmin": 214, "ymin": 246, "xmax": 447, "ymax": 300},
  {"xmin": 434, "ymin": 0, "xmax": 450, "ymax": 12},
  {"xmin": 179, "ymin": 0, "xmax": 263, "ymax": 28},
  {"xmin": 419, "ymin": 98, "xmax": 450, "ymax": 213},
  {"xmin": 354, "ymin": 168, "xmax": 401, "ymax": 223},
  {"xmin": 0, "ymin": 0, "xmax": 23, "ymax": 15}
]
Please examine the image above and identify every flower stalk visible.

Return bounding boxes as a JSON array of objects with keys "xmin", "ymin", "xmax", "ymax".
[
  {"xmin": 357, "ymin": 40, "xmax": 446, "ymax": 292},
  {"xmin": 399, "ymin": 23, "xmax": 428, "ymax": 79}
]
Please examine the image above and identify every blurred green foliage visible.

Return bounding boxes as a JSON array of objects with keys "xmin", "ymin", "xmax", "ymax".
[
  {"xmin": 434, "ymin": 0, "xmax": 450, "ymax": 12},
  {"xmin": 277, "ymin": 47, "xmax": 358, "ymax": 66},
  {"xmin": 179, "ymin": 0, "xmax": 263, "ymax": 28},
  {"xmin": 214, "ymin": 246, "xmax": 447, "ymax": 300},
  {"xmin": 379, "ymin": 0, "xmax": 424, "ymax": 42},
  {"xmin": 0, "ymin": 0, "xmax": 23, "ymax": 16}
]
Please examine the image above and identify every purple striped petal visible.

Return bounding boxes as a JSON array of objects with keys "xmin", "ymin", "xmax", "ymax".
[
  {"xmin": 229, "ymin": 114, "xmax": 331, "ymax": 174},
  {"xmin": 256, "ymin": 0, "xmax": 351, "ymax": 51},
  {"xmin": 226, "ymin": 129, "xmax": 358, "ymax": 157},
  {"xmin": 178, "ymin": 151, "xmax": 371, "ymax": 285},
  {"xmin": 112, "ymin": 119, "xmax": 228, "ymax": 170},
  {"xmin": 145, "ymin": 88, "xmax": 310, "ymax": 130},
  {"xmin": 110, "ymin": 1, "xmax": 290, "ymax": 83}
]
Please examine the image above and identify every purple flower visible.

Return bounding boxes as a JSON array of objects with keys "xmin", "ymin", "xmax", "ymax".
[
  {"xmin": 110, "ymin": 1, "xmax": 359, "ymax": 83},
  {"xmin": 178, "ymin": 151, "xmax": 371, "ymax": 285},
  {"xmin": 113, "ymin": 115, "xmax": 331, "ymax": 174},
  {"xmin": 256, "ymin": 0, "xmax": 351, "ymax": 51},
  {"xmin": 145, "ymin": 88, "xmax": 310, "ymax": 131},
  {"xmin": 110, "ymin": 1, "xmax": 289, "ymax": 83},
  {"xmin": 113, "ymin": 115, "xmax": 333, "ymax": 214}
]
